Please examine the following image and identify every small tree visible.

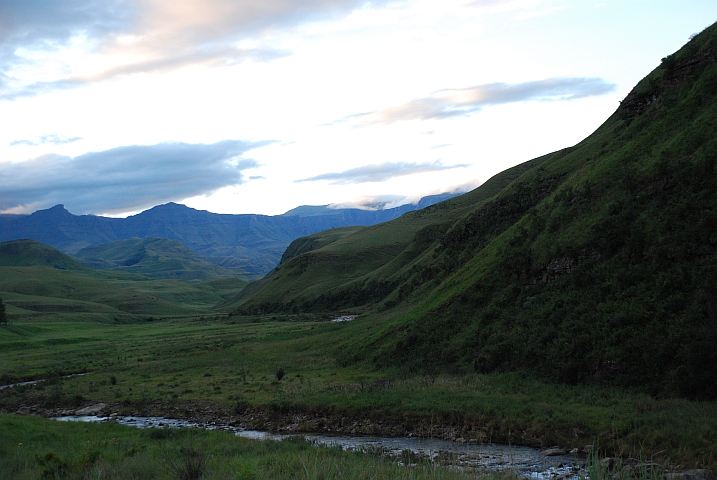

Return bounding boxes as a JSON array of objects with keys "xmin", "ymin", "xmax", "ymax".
[{"xmin": 0, "ymin": 297, "xmax": 7, "ymax": 325}]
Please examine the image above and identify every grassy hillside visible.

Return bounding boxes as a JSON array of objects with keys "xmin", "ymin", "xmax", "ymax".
[
  {"xmin": 228, "ymin": 152, "xmax": 553, "ymax": 313},
  {"xmin": 0, "ymin": 240, "xmax": 248, "ymax": 320},
  {"xmin": 0, "ymin": 239, "xmax": 90, "ymax": 271},
  {"xmin": 232, "ymin": 23, "xmax": 717, "ymax": 400},
  {"xmin": 74, "ymin": 237, "xmax": 252, "ymax": 281}
]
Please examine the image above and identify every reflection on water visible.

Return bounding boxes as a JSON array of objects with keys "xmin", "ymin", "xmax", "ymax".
[{"xmin": 55, "ymin": 415, "xmax": 583, "ymax": 478}]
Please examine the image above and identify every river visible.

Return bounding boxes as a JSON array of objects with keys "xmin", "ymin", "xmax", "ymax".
[{"xmin": 55, "ymin": 414, "xmax": 584, "ymax": 478}]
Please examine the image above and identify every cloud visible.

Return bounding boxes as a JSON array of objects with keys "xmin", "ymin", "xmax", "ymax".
[
  {"xmin": 328, "ymin": 194, "xmax": 406, "ymax": 210},
  {"xmin": 0, "ymin": 0, "xmax": 389, "ymax": 99},
  {"xmin": 10, "ymin": 134, "xmax": 82, "ymax": 147},
  {"xmin": 0, "ymin": 139, "xmax": 268, "ymax": 214},
  {"xmin": 335, "ymin": 77, "xmax": 616, "ymax": 126},
  {"xmin": 295, "ymin": 160, "xmax": 470, "ymax": 185}
]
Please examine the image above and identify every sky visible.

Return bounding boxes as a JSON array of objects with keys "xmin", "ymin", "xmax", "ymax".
[{"xmin": 0, "ymin": 1, "xmax": 715, "ymax": 217}]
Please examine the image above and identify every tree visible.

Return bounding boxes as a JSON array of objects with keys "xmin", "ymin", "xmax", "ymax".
[{"xmin": 0, "ymin": 297, "xmax": 6, "ymax": 325}]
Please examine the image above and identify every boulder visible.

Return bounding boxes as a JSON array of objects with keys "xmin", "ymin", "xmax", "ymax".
[{"xmin": 75, "ymin": 403, "xmax": 107, "ymax": 416}]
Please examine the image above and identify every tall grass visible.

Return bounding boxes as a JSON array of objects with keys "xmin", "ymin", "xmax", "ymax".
[{"xmin": 0, "ymin": 414, "xmax": 507, "ymax": 480}]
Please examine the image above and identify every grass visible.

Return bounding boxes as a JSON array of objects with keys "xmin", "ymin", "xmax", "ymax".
[
  {"xmin": 73, "ymin": 237, "xmax": 251, "ymax": 281},
  {"xmin": 1, "ymin": 315, "xmax": 715, "ymax": 470},
  {"xmin": 0, "ymin": 264, "xmax": 248, "ymax": 321},
  {"xmin": 0, "ymin": 414, "xmax": 495, "ymax": 480}
]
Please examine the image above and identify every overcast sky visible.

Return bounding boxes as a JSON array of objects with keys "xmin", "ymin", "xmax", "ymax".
[{"xmin": 1, "ymin": 0, "xmax": 715, "ymax": 216}]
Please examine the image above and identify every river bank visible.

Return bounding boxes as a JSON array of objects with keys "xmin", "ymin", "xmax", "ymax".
[
  {"xmin": 2, "ymin": 398, "xmax": 582, "ymax": 451},
  {"xmin": 8, "ymin": 403, "xmax": 716, "ymax": 480}
]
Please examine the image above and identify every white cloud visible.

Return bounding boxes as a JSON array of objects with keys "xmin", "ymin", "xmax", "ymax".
[
  {"xmin": 0, "ymin": 0, "xmax": 390, "ymax": 99},
  {"xmin": 334, "ymin": 77, "xmax": 616, "ymax": 126},
  {"xmin": 295, "ymin": 160, "xmax": 470, "ymax": 184},
  {"xmin": 0, "ymin": 139, "xmax": 268, "ymax": 214}
]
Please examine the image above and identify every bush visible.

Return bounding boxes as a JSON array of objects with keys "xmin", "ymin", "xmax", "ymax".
[
  {"xmin": 166, "ymin": 445, "xmax": 208, "ymax": 480},
  {"xmin": 36, "ymin": 452, "xmax": 69, "ymax": 479}
]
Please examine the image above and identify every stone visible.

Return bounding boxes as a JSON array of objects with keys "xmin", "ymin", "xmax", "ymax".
[
  {"xmin": 75, "ymin": 403, "xmax": 107, "ymax": 415},
  {"xmin": 665, "ymin": 470, "xmax": 716, "ymax": 480},
  {"xmin": 541, "ymin": 448, "xmax": 566, "ymax": 456},
  {"xmin": 601, "ymin": 457, "xmax": 618, "ymax": 471}
]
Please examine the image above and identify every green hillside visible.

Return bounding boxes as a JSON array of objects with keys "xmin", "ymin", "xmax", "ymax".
[
  {"xmin": 0, "ymin": 239, "xmax": 89, "ymax": 271},
  {"xmin": 0, "ymin": 240, "xmax": 248, "ymax": 319},
  {"xmin": 232, "ymin": 24, "xmax": 717, "ymax": 400},
  {"xmin": 74, "ymin": 237, "xmax": 252, "ymax": 281}
]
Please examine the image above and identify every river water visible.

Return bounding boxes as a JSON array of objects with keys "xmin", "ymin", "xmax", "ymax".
[{"xmin": 54, "ymin": 415, "xmax": 583, "ymax": 478}]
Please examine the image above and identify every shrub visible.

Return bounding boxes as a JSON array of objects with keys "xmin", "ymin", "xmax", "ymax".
[
  {"xmin": 166, "ymin": 445, "xmax": 208, "ymax": 480},
  {"xmin": 0, "ymin": 297, "xmax": 6, "ymax": 324},
  {"xmin": 36, "ymin": 452, "xmax": 69, "ymax": 479}
]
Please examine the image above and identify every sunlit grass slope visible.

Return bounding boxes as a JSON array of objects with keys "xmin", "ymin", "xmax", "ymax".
[{"xmin": 232, "ymin": 24, "xmax": 717, "ymax": 400}]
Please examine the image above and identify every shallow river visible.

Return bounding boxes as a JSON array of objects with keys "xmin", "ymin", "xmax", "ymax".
[{"xmin": 55, "ymin": 415, "xmax": 583, "ymax": 478}]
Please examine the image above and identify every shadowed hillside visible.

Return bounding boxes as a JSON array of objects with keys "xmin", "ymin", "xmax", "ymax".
[
  {"xmin": 74, "ymin": 237, "xmax": 252, "ymax": 281},
  {"xmin": 0, "ymin": 240, "xmax": 247, "ymax": 319},
  {"xmin": 231, "ymin": 24, "xmax": 717, "ymax": 400}
]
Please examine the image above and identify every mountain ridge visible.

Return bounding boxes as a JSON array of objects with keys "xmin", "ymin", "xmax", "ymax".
[{"xmin": 0, "ymin": 193, "xmax": 460, "ymax": 275}]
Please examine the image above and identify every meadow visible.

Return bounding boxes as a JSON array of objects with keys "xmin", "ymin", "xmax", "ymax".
[{"xmin": 1, "ymin": 314, "xmax": 716, "ymax": 471}]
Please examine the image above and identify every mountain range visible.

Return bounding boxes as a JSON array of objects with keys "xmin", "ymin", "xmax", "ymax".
[{"xmin": 0, "ymin": 193, "xmax": 459, "ymax": 276}]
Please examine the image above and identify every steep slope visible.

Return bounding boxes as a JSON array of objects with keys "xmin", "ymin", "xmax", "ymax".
[
  {"xmin": 232, "ymin": 24, "xmax": 717, "ymax": 400},
  {"xmin": 0, "ymin": 194, "xmax": 461, "ymax": 275},
  {"xmin": 228, "ymin": 150, "xmax": 557, "ymax": 312},
  {"xmin": 74, "ymin": 237, "xmax": 251, "ymax": 281}
]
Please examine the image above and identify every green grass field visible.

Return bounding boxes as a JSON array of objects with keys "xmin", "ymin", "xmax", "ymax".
[{"xmin": 1, "ymin": 315, "xmax": 715, "ymax": 470}]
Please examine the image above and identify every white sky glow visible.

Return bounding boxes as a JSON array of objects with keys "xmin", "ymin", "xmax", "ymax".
[{"xmin": 0, "ymin": 0, "xmax": 715, "ymax": 216}]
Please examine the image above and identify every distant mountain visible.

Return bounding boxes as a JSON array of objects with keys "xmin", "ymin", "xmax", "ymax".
[
  {"xmin": 74, "ymin": 237, "xmax": 251, "ymax": 281},
  {"xmin": 230, "ymin": 24, "xmax": 717, "ymax": 400},
  {"xmin": 0, "ymin": 193, "xmax": 461, "ymax": 275}
]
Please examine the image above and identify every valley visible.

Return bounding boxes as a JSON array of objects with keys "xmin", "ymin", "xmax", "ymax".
[{"xmin": 2, "ymin": 21, "xmax": 717, "ymax": 480}]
